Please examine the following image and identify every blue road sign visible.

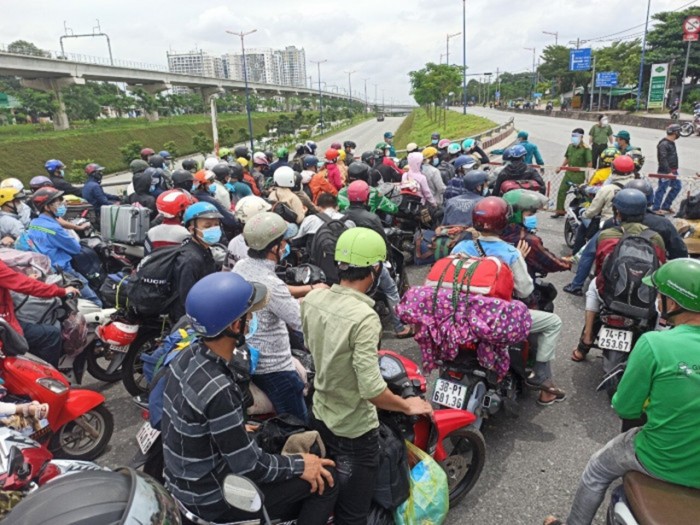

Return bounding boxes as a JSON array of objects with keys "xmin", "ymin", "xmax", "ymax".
[
  {"xmin": 595, "ymin": 72, "xmax": 619, "ymax": 88},
  {"xmin": 569, "ymin": 48, "xmax": 592, "ymax": 71},
  {"xmin": 533, "ymin": 92, "xmax": 543, "ymax": 98},
  {"xmin": 495, "ymin": 90, "xmax": 500, "ymax": 99}
]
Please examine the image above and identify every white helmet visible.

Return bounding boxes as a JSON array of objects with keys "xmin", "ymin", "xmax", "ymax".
[
  {"xmin": 203, "ymin": 156, "xmax": 219, "ymax": 171},
  {"xmin": 273, "ymin": 166, "xmax": 296, "ymax": 188},
  {"xmin": 234, "ymin": 195, "xmax": 272, "ymax": 223},
  {"xmin": 1, "ymin": 178, "xmax": 25, "ymax": 193},
  {"xmin": 253, "ymin": 152, "xmax": 269, "ymax": 166}
]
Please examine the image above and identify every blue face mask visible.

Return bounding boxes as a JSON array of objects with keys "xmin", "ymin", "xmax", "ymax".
[
  {"xmin": 523, "ymin": 215, "xmax": 538, "ymax": 231},
  {"xmin": 432, "ymin": 158, "xmax": 440, "ymax": 166},
  {"xmin": 613, "ymin": 140, "xmax": 620, "ymax": 149},
  {"xmin": 225, "ymin": 182, "xmax": 235, "ymax": 192},
  {"xmin": 280, "ymin": 242, "xmax": 291, "ymax": 260},
  {"xmin": 482, "ymin": 186, "xmax": 489, "ymax": 196},
  {"xmin": 207, "ymin": 184, "xmax": 216, "ymax": 195},
  {"xmin": 55, "ymin": 204, "xmax": 67, "ymax": 218},
  {"xmin": 199, "ymin": 226, "xmax": 222, "ymax": 245},
  {"xmin": 245, "ymin": 313, "xmax": 258, "ymax": 339},
  {"xmin": 571, "ymin": 135, "xmax": 581, "ymax": 146}
]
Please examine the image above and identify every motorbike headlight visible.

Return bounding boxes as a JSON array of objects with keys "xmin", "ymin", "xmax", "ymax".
[{"xmin": 37, "ymin": 378, "xmax": 68, "ymax": 395}]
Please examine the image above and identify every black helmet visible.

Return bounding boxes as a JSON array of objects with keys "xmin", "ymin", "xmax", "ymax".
[
  {"xmin": 233, "ymin": 145, "xmax": 250, "ymax": 160},
  {"xmin": 624, "ymin": 179, "xmax": 653, "ymax": 207},
  {"xmin": 211, "ymin": 163, "xmax": 231, "ymax": 182},
  {"xmin": 129, "ymin": 159, "xmax": 149, "ymax": 174},
  {"xmin": 343, "ymin": 140, "xmax": 357, "ymax": 149},
  {"xmin": 612, "ymin": 188, "xmax": 648, "ymax": 220},
  {"xmin": 31, "ymin": 187, "xmax": 64, "ymax": 213},
  {"xmin": 181, "ymin": 158, "xmax": 198, "ymax": 172},
  {"xmin": 431, "ymin": 132, "xmax": 441, "ymax": 140},
  {"xmin": 348, "ymin": 162, "xmax": 370, "ymax": 183},
  {"xmin": 3, "ymin": 467, "xmax": 181, "ymax": 525},
  {"xmin": 264, "ymin": 150, "xmax": 274, "ymax": 163},
  {"xmin": 360, "ymin": 151, "xmax": 375, "ymax": 167},
  {"xmin": 666, "ymin": 123, "xmax": 682, "ymax": 137},
  {"xmin": 172, "ymin": 169, "xmax": 194, "ymax": 191},
  {"xmin": 463, "ymin": 170, "xmax": 489, "ymax": 191},
  {"xmin": 148, "ymin": 154, "xmax": 165, "ymax": 168},
  {"xmin": 229, "ymin": 161, "xmax": 244, "ymax": 181}
]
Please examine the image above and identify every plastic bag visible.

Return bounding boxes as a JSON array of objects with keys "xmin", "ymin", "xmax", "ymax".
[
  {"xmin": 61, "ymin": 311, "xmax": 88, "ymax": 357},
  {"xmin": 394, "ymin": 441, "xmax": 449, "ymax": 525}
]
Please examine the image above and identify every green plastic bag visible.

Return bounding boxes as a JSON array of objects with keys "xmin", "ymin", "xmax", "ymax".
[{"xmin": 394, "ymin": 441, "xmax": 449, "ymax": 525}]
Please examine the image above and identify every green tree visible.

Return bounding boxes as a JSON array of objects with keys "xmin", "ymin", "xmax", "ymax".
[
  {"xmin": 120, "ymin": 141, "xmax": 143, "ymax": 164},
  {"xmin": 409, "ymin": 63, "xmax": 463, "ymax": 125},
  {"xmin": 64, "ymin": 85, "xmax": 102, "ymax": 121},
  {"xmin": 16, "ymin": 89, "xmax": 56, "ymax": 122},
  {"xmin": 192, "ymin": 131, "xmax": 213, "ymax": 155},
  {"xmin": 7, "ymin": 40, "xmax": 50, "ymax": 57},
  {"xmin": 162, "ymin": 140, "xmax": 178, "ymax": 158},
  {"xmin": 645, "ymin": 6, "xmax": 700, "ymax": 86}
]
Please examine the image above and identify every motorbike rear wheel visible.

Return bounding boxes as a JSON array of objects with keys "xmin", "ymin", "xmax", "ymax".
[
  {"xmin": 439, "ymin": 425, "xmax": 486, "ymax": 507},
  {"xmin": 85, "ymin": 339, "xmax": 125, "ymax": 383},
  {"xmin": 121, "ymin": 327, "xmax": 164, "ymax": 397},
  {"xmin": 564, "ymin": 219, "xmax": 576, "ymax": 248},
  {"xmin": 679, "ymin": 122, "xmax": 694, "ymax": 137},
  {"xmin": 50, "ymin": 403, "xmax": 113, "ymax": 461}
]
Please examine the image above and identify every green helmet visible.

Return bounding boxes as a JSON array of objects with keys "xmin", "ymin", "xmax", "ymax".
[
  {"xmin": 599, "ymin": 147, "xmax": 619, "ymax": 167},
  {"xmin": 375, "ymin": 142, "xmax": 389, "ymax": 150},
  {"xmin": 642, "ymin": 259, "xmax": 700, "ymax": 313},
  {"xmin": 502, "ymin": 189, "xmax": 548, "ymax": 224},
  {"xmin": 335, "ymin": 227, "xmax": 387, "ymax": 268},
  {"xmin": 219, "ymin": 147, "xmax": 231, "ymax": 158},
  {"xmin": 129, "ymin": 159, "xmax": 149, "ymax": 173},
  {"xmin": 276, "ymin": 147, "xmax": 289, "ymax": 158}
]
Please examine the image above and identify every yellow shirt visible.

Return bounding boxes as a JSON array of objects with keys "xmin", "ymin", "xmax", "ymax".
[{"xmin": 589, "ymin": 166, "xmax": 612, "ymax": 186}]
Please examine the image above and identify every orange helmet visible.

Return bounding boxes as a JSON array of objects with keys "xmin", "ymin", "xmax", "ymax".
[
  {"xmin": 194, "ymin": 169, "xmax": 215, "ymax": 184},
  {"xmin": 325, "ymin": 149, "xmax": 339, "ymax": 162}
]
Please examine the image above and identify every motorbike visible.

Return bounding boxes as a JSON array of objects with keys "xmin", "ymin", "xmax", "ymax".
[
  {"xmin": 678, "ymin": 110, "xmax": 700, "ymax": 137},
  {"xmin": 564, "ymin": 182, "xmax": 595, "ymax": 249},
  {"xmin": 0, "ymin": 340, "xmax": 113, "ymax": 460}
]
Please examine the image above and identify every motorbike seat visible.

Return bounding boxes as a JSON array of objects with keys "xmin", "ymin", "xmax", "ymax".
[{"xmin": 624, "ymin": 471, "xmax": 700, "ymax": 525}]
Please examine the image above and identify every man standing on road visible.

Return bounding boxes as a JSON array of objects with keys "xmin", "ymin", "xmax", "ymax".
[
  {"xmin": 516, "ymin": 130, "xmax": 544, "ymax": 166},
  {"xmin": 652, "ymin": 124, "xmax": 682, "ymax": 215},
  {"xmin": 552, "ymin": 128, "xmax": 592, "ymax": 218},
  {"xmin": 588, "ymin": 115, "xmax": 613, "ymax": 168}
]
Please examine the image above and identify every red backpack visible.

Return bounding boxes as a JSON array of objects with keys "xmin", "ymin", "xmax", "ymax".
[
  {"xmin": 424, "ymin": 255, "xmax": 515, "ymax": 301},
  {"xmin": 499, "ymin": 179, "xmax": 541, "ymax": 194}
]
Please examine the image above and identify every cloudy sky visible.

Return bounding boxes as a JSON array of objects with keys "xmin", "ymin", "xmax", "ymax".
[{"xmin": 1, "ymin": 0, "xmax": 692, "ymax": 104}]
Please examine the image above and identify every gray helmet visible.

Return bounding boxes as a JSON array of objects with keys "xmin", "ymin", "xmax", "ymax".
[
  {"xmin": 129, "ymin": 159, "xmax": 149, "ymax": 174},
  {"xmin": 463, "ymin": 170, "xmax": 489, "ymax": 191},
  {"xmin": 624, "ymin": 179, "xmax": 653, "ymax": 206}
]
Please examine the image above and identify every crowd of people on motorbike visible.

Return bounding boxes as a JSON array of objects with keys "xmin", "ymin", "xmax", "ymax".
[{"xmin": 0, "ymin": 117, "xmax": 698, "ymax": 525}]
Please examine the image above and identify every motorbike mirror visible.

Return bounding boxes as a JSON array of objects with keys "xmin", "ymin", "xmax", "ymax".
[
  {"xmin": 7, "ymin": 446, "xmax": 25, "ymax": 477},
  {"xmin": 223, "ymin": 474, "xmax": 264, "ymax": 513}
]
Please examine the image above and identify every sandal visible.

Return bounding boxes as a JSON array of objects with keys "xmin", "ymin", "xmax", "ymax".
[
  {"xmin": 394, "ymin": 326, "xmax": 415, "ymax": 339},
  {"xmin": 537, "ymin": 382, "xmax": 567, "ymax": 406},
  {"xmin": 571, "ymin": 340, "xmax": 593, "ymax": 362},
  {"xmin": 543, "ymin": 517, "xmax": 563, "ymax": 525}
]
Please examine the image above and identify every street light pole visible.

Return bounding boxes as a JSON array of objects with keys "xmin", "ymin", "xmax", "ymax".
[
  {"xmin": 462, "ymin": 0, "xmax": 467, "ymax": 114},
  {"xmin": 636, "ymin": 0, "xmax": 652, "ymax": 110},
  {"xmin": 542, "ymin": 31, "xmax": 558, "ymax": 45},
  {"xmin": 310, "ymin": 59, "xmax": 327, "ymax": 131},
  {"xmin": 226, "ymin": 29, "xmax": 257, "ymax": 152},
  {"xmin": 362, "ymin": 77, "xmax": 369, "ymax": 114},
  {"xmin": 524, "ymin": 47, "xmax": 536, "ymax": 99},
  {"xmin": 446, "ymin": 31, "xmax": 461, "ymax": 65},
  {"xmin": 345, "ymin": 70, "xmax": 356, "ymax": 109}
]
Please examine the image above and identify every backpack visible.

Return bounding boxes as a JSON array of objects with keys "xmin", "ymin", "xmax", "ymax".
[
  {"xmin": 398, "ymin": 192, "xmax": 423, "ymax": 217},
  {"xmin": 599, "ymin": 227, "xmax": 660, "ymax": 318},
  {"xmin": 679, "ymin": 193, "xmax": 700, "ymax": 220},
  {"xmin": 499, "ymin": 178, "xmax": 541, "ymax": 194},
  {"xmin": 270, "ymin": 199, "xmax": 299, "ymax": 224},
  {"xmin": 373, "ymin": 422, "xmax": 411, "ymax": 510},
  {"xmin": 126, "ymin": 245, "xmax": 182, "ymax": 317},
  {"xmin": 309, "ymin": 213, "xmax": 348, "ymax": 284},
  {"xmin": 425, "ymin": 253, "xmax": 515, "ymax": 301}
]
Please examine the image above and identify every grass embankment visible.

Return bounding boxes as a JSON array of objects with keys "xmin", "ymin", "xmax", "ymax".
[
  {"xmin": 393, "ymin": 107, "xmax": 496, "ymax": 150},
  {"xmin": 0, "ymin": 112, "xmax": 298, "ymax": 182}
]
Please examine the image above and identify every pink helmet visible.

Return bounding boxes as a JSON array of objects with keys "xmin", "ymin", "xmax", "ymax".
[
  {"xmin": 347, "ymin": 180, "xmax": 370, "ymax": 203},
  {"xmin": 330, "ymin": 142, "xmax": 342, "ymax": 150},
  {"xmin": 438, "ymin": 138, "xmax": 451, "ymax": 149}
]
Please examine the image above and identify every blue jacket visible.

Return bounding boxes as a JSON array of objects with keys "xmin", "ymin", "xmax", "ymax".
[
  {"xmin": 27, "ymin": 214, "xmax": 81, "ymax": 271},
  {"xmin": 442, "ymin": 192, "xmax": 483, "ymax": 226},
  {"xmin": 82, "ymin": 177, "xmax": 119, "ymax": 216},
  {"xmin": 521, "ymin": 141, "xmax": 544, "ymax": 166}
]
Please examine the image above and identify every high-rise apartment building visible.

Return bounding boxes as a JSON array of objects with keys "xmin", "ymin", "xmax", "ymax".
[
  {"xmin": 222, "ymin": 46, "xmax": 306, "ymax": 87},
  {"xmin": 167, "ymin": 50, "xmax": 225, "ymax": 79}
]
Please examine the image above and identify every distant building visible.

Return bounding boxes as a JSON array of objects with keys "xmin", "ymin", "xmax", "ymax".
[
  {"xmin": 222, "ymin": 46, "xmax": 306, "ymax": 88},
  {"xmin": 167, "ymin": 50, "xmax": 225, "ymax": 79},
  {"xmin": 278, "ymin": 46, "xmax": 307, "ymax": 88}
]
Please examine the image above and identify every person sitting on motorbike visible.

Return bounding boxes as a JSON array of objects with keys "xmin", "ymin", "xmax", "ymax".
[
  {"xmin": 430, "ymin": 132, "xmax": 440, "ymax": 146},
  {"xmin": 252, "ymin": 151, "xmax": 271, "ymax": 182},
  {"xmin": 127, "ymin": 169, "xmax": 158, "ymax": 219},
  {"xmin": 442, "ymin": 170, "xmax": 488, "ymax": 226},
  {"xmin": 323, "ymin": 149, "xmax": 344, "ymax": 193},
  {"xmin": 501, "ymin": 189, "xmax": 572, "ymax": 276},
  {"xmin": 29, "ymin": 176, "xmax": 54, "ymax": 193},
  {"xmin": 545, "ymin": 258, "xmax": 700, "ymax": 525},
  {"xmin": 145, "ymin": 189, "xmax": 195, "ymax": 255},
  {"xmin": 171, "ymin": 169, "xmax": 194, "ymax": 193},
  {"xmin": 436, "ymin": 138, "xmax": 451, "ymax": 161},
  {"xmin": 361, "ymin": 150, "xmax": 387, "ymax": 186},
  {"xmin": 613, "ymin": 129, "xmax": 633, "ymax": 153},
  {"xmin": 309, "ymin": 156, "xmax": 339, "ymax": 203},
  {"xmin": 181, "ymin": 158, "xmax": 198, "ymax": 173},
  {"xmin": 571, "ymin": 189, "xmax": 666, "ymax": 362},
  {"xmin": 210, "ymin": 163, "xmax": 232, "ymax": 210},
  {"xmin": 451, "ymin": 197, "xmax": 567, "ymax": 405},
  {"xmin": 492, "ymin": 145, "xmax": 546, "ymax": 197},
  {"xmin": 383, "ymin": 132, "xmax": 397, "ymax": 157},
  {"xmin": 402, "ymin": 152, "xmax": 436, "ymax": 206},
  {"xmin": 343, "ymin": 141, "xmax": 356, "ymax": 166},
  {"xmin": 168, "ymin": 202, "xmax": 224, "ymax": 322},
  {"xmin": 269, "ymin": 147, "xmax": 290, "ymax": 175},
  {"xmin": 228, "ymin": 161, "xmax": 254, "ymax": 202},
  {"xmin": 139, "ymin": 147, "xmax": 155, "ymax": 162},
  {"xmin": 302, "ymin": 227, "xmax": 432, "ymax": 524},
  {"xmin": 374, "ymin": 145, "xmax": 402, "ymax": 184},
  {"xmin": 148, "ymin": 154, "xmax": 170, "ymax": 176},
  {"xmin": 237, "ymin": 157, "xmax": 262, "ymax": 197},
  {"xmin": 27, "ymin": 188, "xmax": 102, "ymax": 307},
  {"xmin": 81, "ymin": 163, "xmax": 119, "ymax": 219},
  {"xmin": 291, "ymin": 171, "xmax": 318, "ymax": 217},
  {"xmin": 299, "ymin": 155, "xmax": 319, "ymax": 202},
  {"xmin": 0, "ymin": 258, "xmax": 80, "ymax": 367},
  {"xmin": 343, "ymin": 181, "xmax": 413, "ymax": 339},
  {"xmin": 0, "ymin": 187, "xmax": 29, "ymax": 246},
  {"xmin": 233, "ymin": 212, "xmax": 314, "ymax": 421},
  {"xmin": 163, "ymin": 272, "xmax": 337, "ymax": 524},
  {"xmin": 398, "ymin": 142, "xmax": 419, "ymax": 170},
  {"xmin": 420, "ymin": 147, "xmax": 446, "ymax": 205},
  {"xmin": 227, "ymin": 196, "xmax": 271, "ymax": 268},
  {"xmin": 587, "ymin": 147, "xmax": 619, "ymax": 186},
  {"xmin": 446, "ymin": 142, "xmax": 463, "ymax": 163},
  {"xmin": 444, "ymin": 155, "xmax": 478, "ymax": 202},
  {"xmin": 44, "ymin": 159, "xmax": 82, "ymax": 197},
  {"xmin": 294, "ymin": 193, "xmax": 354, "ymax": 246},
  {"xmin": 337, "ymin": 162, "xmax": 398, "ymax": 215},
  {"xmin": 268, "ymin": 167, "xmax": 306, "ymax": 225},
  {"xmin": 190, "ymin": 170, "xmax": 239, "ymax": 233},
  {"xmin": 158, "ymin": 150, "xmax": 172, "ymax": 170},
  {"xmin": 462, "ymin": 138, "xmax": 490, "ymax": 166}
]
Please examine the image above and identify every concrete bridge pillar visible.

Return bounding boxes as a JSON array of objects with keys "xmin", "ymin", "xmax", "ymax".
[
  {"xmin": 21, "ymin": 76, "xmax": 85, "ymax": 130},
  {"xmin": 126, "ymin": 82, "xmax": 171, "ymax": 122}
]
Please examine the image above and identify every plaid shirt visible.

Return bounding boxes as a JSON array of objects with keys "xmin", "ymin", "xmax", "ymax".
[
  {"xmin": 162, "ymin": 342, "xmax": 304, "ymax": 521},
  {"xmin": 501, "ymin": 224, "xmax": 571, "ymax": 276}
]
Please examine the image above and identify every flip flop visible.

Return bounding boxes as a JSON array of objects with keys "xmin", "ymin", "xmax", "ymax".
[
  {"xmin": 394, "ymin": 326, "xmax": 415, "ymax": 339},
  {"xmin": 536, "ymin": 382, "xmax": 567, "ymax": 406},
  {"xmin": 571, "ymin": 340, "xmax": 593, "ymax": 362},
  {"xmin": 543, "ymin": 517, "xmax": 563, "ymax": 525}
]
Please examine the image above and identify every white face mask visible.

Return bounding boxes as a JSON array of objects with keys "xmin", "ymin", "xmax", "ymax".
[{"xmin": 601, "ymin": 118, "xmax": 609, "ymax": 126}]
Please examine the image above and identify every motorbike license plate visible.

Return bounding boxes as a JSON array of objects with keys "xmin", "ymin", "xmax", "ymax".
[
  {"xmin": 136, "ymin": 421, "xmax": 161, "ymax": 454},
  {"xmin": 110, "ymin": 344, "xmax": 130, "ymax": 353},
  {"xmin": 432, "ymin": 379, "xmax": 468, "ymax": 409},
  {"xmin": 596, "ymin": 327, "xmax": 633, "ymax": 353}
]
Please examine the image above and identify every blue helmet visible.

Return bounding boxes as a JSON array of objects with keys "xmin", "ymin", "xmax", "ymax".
[
  {"xmin": 44, "ymin": 159, "xmax": 65, "ymax": 176},
  {"xmin": 463, "ymin": 170, "xmax": 489, "ymax": 192},
  {"xmin": 158, "ymin": 150, "xmax": 172, "ymax": 160},
  {"xmin": 462, "ymin": 138, "xmax": 475, "ymax": 151},
  {"xmin": 454, "ymin": 155, "xmax": 477, "ymax": 171},
  {"xmin": 182, "ymin": 201, "xmax": 223, "ymax": 226},
  {"xmin": 302, "ymin": 155, "xmax": 319, "ymax": 168},
  {"xmin": 186, "ymin": 273, "xmax": 268, "ymax": 338},
  {"xmin": 447, "ymin": 143, "xmax": 462, "ymax": 155},
  {"xmin": 505, "ymin": 144, "xmax": 527, "ymax": 159},
  {"xmin": 612, "ymin": 189, "xmax": 648, "ymax": 218}
]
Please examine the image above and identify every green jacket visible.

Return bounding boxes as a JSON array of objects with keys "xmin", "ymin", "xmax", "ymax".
[{"xmin": 337, "ymin": 186, "xmax": 398, "ymax": 215}]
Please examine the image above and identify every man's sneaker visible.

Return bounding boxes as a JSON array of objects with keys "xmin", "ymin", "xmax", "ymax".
[{"xmin": 563, "ymin": 283, "xmax": 583, "ymax": 296}]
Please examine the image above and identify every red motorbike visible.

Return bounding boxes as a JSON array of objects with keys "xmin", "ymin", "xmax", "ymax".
[
  {"xmin": 0, "ymin": 347, "xmax": 113, "ymax": 461},
  {"xmin": 378, "ymin": 349, "xmax": 485, "ymax": 506}
]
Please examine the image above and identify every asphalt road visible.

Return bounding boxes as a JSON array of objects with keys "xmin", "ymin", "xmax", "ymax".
[{"xmin": 86, "ymin": 111, "xmax": 700, "ymax": 525}]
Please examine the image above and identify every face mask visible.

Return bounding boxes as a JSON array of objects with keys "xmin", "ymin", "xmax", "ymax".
[
  {"xmin": 199, "ymin": 225, "xmax": 222, "ymax": 245},
  {"xmin": 225, "ymin": 182, "xmax": 235, "ymax": 192},
  {"xmin": 207, "ymin": 184, "xmax": 216, "ymax": 195},
  {"xmin": 280, "ymin": 243, "xmax": 291, "ymax": 260},
  {"xmin": 58, "ymin": 169, "xmax": 65, "ymax": 178},
  {"xmin": 245, "ymin": 313, "xmax": 258, "ymax": 339},
  {"xmin": 366, "ymin": 264, "xmax": 382, "ymax": 296},
  {"xmin": 431, "ymin": 140, "xmax": 438, "ymax": 145},
  {"xmin": 613, "ymin": 140, "xmax": 620, "ymax": 149},
  {"xmin": 432, "ymin": 158, "xmax": 440, "ymax": 166},
  {"xmin": 571, "ymin": 136, "xmax": 581, "ymax": 146},
  {"xmin": 149, "ymin": 184, "xmax": 157, "ymax": 193},
  {"xmin": 523, "ymin": 215, "xmax": 538, "ymax": 231},
  {"xmin": 18, "ymin": 202, "xmax": 31, "ymax": 227},
  {"xmin": 482, "ymin": 186, "xmax": 489, "ymax": 196},
  {"xmin": 601, "ymin": 118, "xmax": 609, "ymax": 126},
  {"xmin": 54, "ymin": 204, "xmax": 67, "ymax": 218}
]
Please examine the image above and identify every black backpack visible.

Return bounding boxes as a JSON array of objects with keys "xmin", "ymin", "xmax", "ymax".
[
  {"xmin": 373, "ymin": 422, "xmax": 410, "ymax": 510},
  {"xmin": 309, "ymin": 213, "xmax": 347, "ymax": 285},
  {"xmin": 126, "ymin": 245, "xmax": 182, "ymax": 317},
  {"xmin": 679, "ymin": 193, "xmax": 700, "ymax": 220},
  {"xmin": 600, "ymin": 227, "xmax": 660, "ymax": 319}
]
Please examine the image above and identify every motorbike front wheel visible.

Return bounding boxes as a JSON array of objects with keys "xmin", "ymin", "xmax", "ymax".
[
  {"xmin": 564, "ymin": 219, "xmax": 577, "ymax": 248},
  {"xmin": 85, "ymin": 339, "xmax": 125, "ymax": 383},
  {"xmin": 121, "ymin": 327, "xmax": 164, "ymax": 397},
  {"xmin": 439, "ymin": 425, "xmax": 486, "ymax": 507},
  {"xmin": 679, "ymin": 122, "xmax": 694, "ymax": 137},
  {"xmin": 50, "ymin": 403, "xmax": 114, "ymax": 461}
]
